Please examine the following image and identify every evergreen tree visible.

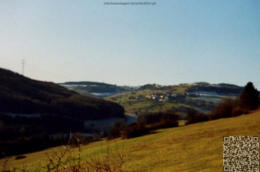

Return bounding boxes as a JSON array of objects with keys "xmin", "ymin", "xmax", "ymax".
[{"xmin": 239, "ymin": 82, "xmax": 259, "ymax": 110}]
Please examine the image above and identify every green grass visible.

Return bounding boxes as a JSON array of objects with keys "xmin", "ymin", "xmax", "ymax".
[{"xmin": 2, "ymin": 109, "xmax": 260, "ymax": 172}]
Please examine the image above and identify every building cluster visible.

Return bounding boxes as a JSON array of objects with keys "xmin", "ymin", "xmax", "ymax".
[
  {"xmin": 146, "ymin": 90, "xmax": 221, "ymax": 102},
  {"xmin": 147, "ymin": 93, "xmax": 184, "ymax": 102}
]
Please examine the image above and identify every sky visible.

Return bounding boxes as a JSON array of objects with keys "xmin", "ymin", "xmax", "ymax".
[{"xmin": 0, "ymin": 0, "xmax": 260, "ymax": 88}]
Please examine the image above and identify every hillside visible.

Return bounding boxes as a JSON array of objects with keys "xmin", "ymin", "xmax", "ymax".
[
  {"xmin": 60, "ymin": 81, "xmax": 243, "ymax": 115},
  {"xmin": 61, "ymin": 81, "xmax": 136, "ymax": 98},
  {"xmin": 106, "ymin": 82, "xmax": 243, "ymax": 115},
  {"xmin": 0, "ymin": 68, "xmax": 124, "ymax": 120},
  {"xmin": 2, "ymin": 109, "xmax": 260, "ymax": 171},
  {"xmin": 0, "ymin": 68, "xmax": 126, "ymax": 157}
]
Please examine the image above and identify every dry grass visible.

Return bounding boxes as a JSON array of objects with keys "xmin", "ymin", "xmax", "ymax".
[{"xmin": 1, "ymin": 109, "xmax": 260, "ymax": 172}]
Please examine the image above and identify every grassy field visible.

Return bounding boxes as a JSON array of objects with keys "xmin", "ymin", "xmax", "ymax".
[{"xmin": 1, "ymin": 109, "xmax": 260, "ymax": 172}]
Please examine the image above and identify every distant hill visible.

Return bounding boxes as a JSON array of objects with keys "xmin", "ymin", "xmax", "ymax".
[
  {"xmin": 60, "ymin": 81, "xmax": 136, "ymax": 98},
  {"xmin": 0, "ymin": 68, "xmax": 124, "ymax": 120},
  {"xmin": 107, "ymin": 82, "xmax": 244, "ymax": 115},
  {"xmin": 186, "ymin": 82, "xmax": 242, "ymax": 96},
  {"xmin": 60, "ymin": 80, "xmax": 244, "ymax": 115}
]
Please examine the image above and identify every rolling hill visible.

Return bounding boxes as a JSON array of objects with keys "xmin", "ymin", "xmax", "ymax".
[
  {"xmin": 2, "ymin": 109, "xmax": 260, "ymax": 171},
  {"xmin": 0, "ymin": 68, "xmax": 124, "ymax": 120},
  {"xmin": 106, "ymin": 82, "xmax": 244, "ymax": 115},
  {"xmin": 60, "ymin": 81, "xmax": 136, "ymax": 98},
  {"xmin": 60, "ymin": 81, "xmax": 244, "ymax": 116}
]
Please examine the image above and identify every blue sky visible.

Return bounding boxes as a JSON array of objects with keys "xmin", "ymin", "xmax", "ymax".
[{"xmin": 0, "ymin": 0, "xmax": 259, "ymax": 88}]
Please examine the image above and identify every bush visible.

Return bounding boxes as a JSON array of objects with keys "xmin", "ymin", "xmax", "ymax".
[
  {"xmin": 184, "ymin": 82, "xmax": 259, "ymax": 125},
  {"xmin": 210, "ymin": 98, "xmax": 237, "ymax": 119},
  {"xmin": 147, "ymin": 119, "xmax": 178, "ymax": 130},
  {"xmin": 107, "ymin": 121, "xmax": 127, "ymax": 139},
  {"xmin": 231, "ymin": 106, "xmax": 248, "ymax": 117},
  {"xmin": 185, "ymin": 110, "xmax": 209, "ymax": 125},
  {"xmin": 137, "ymin": 112, "xmax": 179, "ymax": 125},
  {"xmin": 15, "ymin": 155, "xmax": 26, "ymax": 160},
  {"xmin": 121, "ymin": 112, "xmax": 179, "ymax": 139},
  {"xmin": 210, "ymin": 82, "xmax": 259, "ymax": 120},
  {"xmin": 121, "ymin": 123, "xmax": 149, "ymax": 139}
]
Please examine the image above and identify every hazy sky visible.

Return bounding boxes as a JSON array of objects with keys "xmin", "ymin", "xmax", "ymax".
[{"xmin": 0, "ymin": 0, "xmax": 260, "ymax": 88}]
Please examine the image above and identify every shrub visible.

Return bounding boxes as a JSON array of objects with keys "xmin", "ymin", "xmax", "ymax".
[
  {"xmin": 185, "ymin": 110, "xmax": 209, "ymax": 125},
  {"xmin": 231, "ymin": 106, "xmax": 248, "ymax": 117},
  {"xmin": 210, "ymin": 82, "xmax": 259, "ymax": 120},
  {"xmin": 15, "ymin": 155, "xmax": 26, "ymax": 160},
  {"xmin": 183, "ymin": 82, "xmax": 259, "ymax": 125},
  {"xmin": 137, "ymin": 112, "xmax": 179, "ymax": 125},
  {"xmin": 210, "ymin": 98, "xmax": 237, "ymax": 119},
  {"xmin": 108, "ymin": 121, "xmax": 127, "ymax": 139},
  {"xmin": 147, "ymin": 119, "xmax": 178, "ymax": 130},
  {"xmin": 121, "ymin": 123, "xmax": 149, "ymax": 139},
  {"xmin": 121, "ymin": 112, "xmax": 179, "ymax": 139}
]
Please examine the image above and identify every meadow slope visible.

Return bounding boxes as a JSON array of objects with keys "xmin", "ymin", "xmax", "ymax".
[{"xmin": 1, "ymin": 109, "xmax": 260, "ymax": 172}]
